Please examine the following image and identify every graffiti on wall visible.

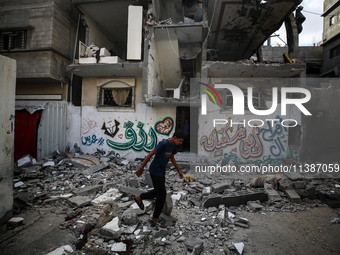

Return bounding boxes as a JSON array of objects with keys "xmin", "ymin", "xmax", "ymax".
[
  {"xmin": 82, "ymin": 119, "xmax": 98, "ymax": 135},
  {"xmin": 200, "ymin": 116, "xmax": 292, "ymax": 164},
  {"xmin": 106, "ymin": 121, "xmax": 158, "ymax": 152},
  {"xmin": 155, "ymin": 117, "xmax": 174, "ymax": 136},
  {"xmin": 102, "ymin": 119, "xmax": 120, "ymax": 138},
  {"xmin": 81, "ymin": 135, "xmax": 105, "ymax": 146},
  {"xmin": 261, "ymin": 117, "xmax": 288, "ymax": 158},
  {"xmin": 200, "ymin": 119, "xmax": 247, "ymax": 152}
]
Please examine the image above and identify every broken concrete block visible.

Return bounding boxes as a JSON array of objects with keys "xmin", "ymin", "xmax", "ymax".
[
  {"xmin": 91, "ymin": 188, "xmax": 122, "ymax": 206},
  {"xmin": 100, "ymin": 217, "xmax": 122, "ymax": 240},
  {"xmin": 264, "ymin": 183, "xmax": 282, "ymax": 202},
  {"xmin": 284, "ymin": 189, "xmax": 302, "ymax": 203},
  {"xmin": 68, "ymin": 196, "xmax": 91, "ymax": 208},
  {"xmin": 294, "ymin": 181, "xmax": 306, "ymax": 189},
  {"xmin": 162, "ymin": 192, "xmax": 173, "ymax": 215},
  {"xmin": 75, "ymin": 185, "xmax": 103, "ymax": 196},
  {"xmin": 191, "ymin": 243, "xmax": 204, "ymax": 255},
  {"xmin": 111, "ymin": 242, "xmax": 127, "ymax": 252},
  {"xmin": 82, "ymin": 162, "xmax": 109, "ymax": 175},
  {"xmin": 7, "ymin": 217, "xmax": 25, "ymax": 229},
  {"xmin": 122, "ymin": 211, "xmax": 139, "ymax": 225},
  {"xmin": 247, "ymin": 201, "xmax": 264, "ymax": 211},
  {"xmin": 198, "ymin": 179, "xmax": 212, "ymax": 186},
  {"xmin": 128, "ymin": 179, "xmax": 140, "ymax": 188},
  {"xmin": 160, "ymin": 213, "xmax": 177, "ymax": 227},
  {"xmin": 144, "ymin": 172, "xmax": 153, "ymax": 188},
  {"xmin": 122, "ymin": 223, "xmax": 138, "ymax": 234},
  {"xmin": 221, "ymin": 192, "xmax": 267, "ymax": 207},
  {"xmin": 233, "ymin": 242, "xmax": 244, "ymax": 255},
  {"xmin": 296, "ymin": 185, "xmax": 317, "ymax": 198},
  {"xmin": 202, "ymin": 187, "xmax": 211, "ymax": 196},
  {"xmin": 185, "ymin": 238, "xmax": 204, "ymax": 253},
  {"xmin": 202, "ymin": 196, "xmax": 222, "ymax": 208},
  {"xmin": 14, "ymin": 181, "xmax": 25, "ymax": 188},
  {"xmin": 152, "ymin": 228, "xmax": 169, "ymax": 238},
  {"xmin": 234, "ymin": 217, "xmax": 249, "ymax": 228},
  {"xmin": 212, "ymin": 180, "xmax": 232, "ymax": 193},
  {"xmin": 43, "ymin": 161, "xmax": 55, "ymax": 167},
  {"xmin": 119, "ymin": 186, "xmax": 143, "ymax": 196},
  {"xmin": 171, "ymin": 193, "xmax": 181, "ymax": 205},
  {"xmin": 46, "ymin": 245, "xmax": 73, "ymax": 255},
  {"xmin": 17, "ymin": 155, "xmax": 34, "ymax": 167},
  {"xmin": 70, "ymin": 155, "xmax": 100, "ymax": 168}
]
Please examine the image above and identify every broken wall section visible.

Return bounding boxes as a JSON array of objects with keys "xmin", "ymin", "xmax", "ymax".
[
  {"xmin": 301, "ymin": 84, "xmax": 340, "ymax": 163},
  {"xmin": 0, "ymin": 55, "xmax": 16, "ymax": 225}
]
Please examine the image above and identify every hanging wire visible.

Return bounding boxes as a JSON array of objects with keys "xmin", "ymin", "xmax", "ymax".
[
  {"xmin": 302, "ymin": 9, "xmax": 322, "ymax": 16},
  {"xmin": 165, "ymin": 0, "xmax": 218, "ymax": 60}
]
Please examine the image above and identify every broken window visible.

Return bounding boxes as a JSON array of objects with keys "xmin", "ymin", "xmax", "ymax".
[
  {"xmin": 0, "ymin": 30, "xmax": 26, "ymax": 50},
  {"xmin": 97, "ymin": 79, "xmax": 135, "ymax": 111},
  {"xmin": 330, "ymin": 15, "xmax": 336, "ymax": 26}
]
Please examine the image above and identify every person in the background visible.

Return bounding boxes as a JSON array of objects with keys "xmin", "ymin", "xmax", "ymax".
[{"xmin": 134, "ymin": 130, "xmax": 185, "ymax": 227}]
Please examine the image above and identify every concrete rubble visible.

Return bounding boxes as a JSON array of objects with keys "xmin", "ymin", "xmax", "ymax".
[{"xmin": 4, "ymin": 150, "xmax": 340, "ymax": 254}]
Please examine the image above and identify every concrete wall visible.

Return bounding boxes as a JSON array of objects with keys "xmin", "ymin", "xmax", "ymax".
[
  {"xmin": 322, "ymin": 0, "xmax": 340, "ymax": 43},
  {"xmin": 301, "ymin": 86, "xmax": 340, "ymax": 162},
  {"xmin": 79, "ymin": 77, "xmax": 178, "ymax": 161},
  {"xmin": 0, "ymin": 55, "xmax": 16, "ymax": 223},
  {"xmin": 0, "ymin": 0, "xmax": 78, "ymax": 81},
  {"xmin": 262, "ymin": 46, "xmax": 323, "ymax": 63},
  {"xmin": 322, "ymin": 37, "xmax": 340, "ymax": 74}
]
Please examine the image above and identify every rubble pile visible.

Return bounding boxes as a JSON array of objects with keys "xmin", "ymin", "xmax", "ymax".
[{"xmin": 9, "ymin": 151, "xmax": 340, "ymax": 254}]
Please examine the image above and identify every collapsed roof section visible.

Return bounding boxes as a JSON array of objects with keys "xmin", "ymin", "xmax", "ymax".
[{"xmin": 206, "ymin": 0, "xmax": 303, "ymax": 61}]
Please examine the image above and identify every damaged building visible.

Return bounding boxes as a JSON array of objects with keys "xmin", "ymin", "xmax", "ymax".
[
  {"xmin": 1, "ymin": 0, "xmax": 338, "ymax": 166},
  {"xmin": 1, "ymin": 0, "xmax": 340, "ymax": 254}
]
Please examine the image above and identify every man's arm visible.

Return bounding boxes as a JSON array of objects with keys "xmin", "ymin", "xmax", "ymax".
[
  {"xmin": 171, "ymin": 154, "xmax": 183, "ymax": 179},
  {"xmin": 135, "ymin": 149, "xmax": 157, "ymax": 177}
]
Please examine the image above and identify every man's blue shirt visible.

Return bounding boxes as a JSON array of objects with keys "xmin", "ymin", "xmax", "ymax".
[{"xmin": 149, "ymin": 139, "xmax": 177, "ymax": 176}]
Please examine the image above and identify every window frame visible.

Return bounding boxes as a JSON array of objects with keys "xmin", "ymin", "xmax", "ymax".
[
  {"xmin": 0, "ymin": 30, "xmax": 27, "ymax": 51},
  {"xmin": 97, "ymin": 79, "xmax": 136, "ymax": 112}
]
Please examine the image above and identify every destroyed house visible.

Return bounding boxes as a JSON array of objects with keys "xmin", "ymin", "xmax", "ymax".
[
  {"xmin": 66, "ymin": 0, "xmax": 310, "ymax": 165},
  {"xmin": 2, "ymin": 0, "xmax": 337, "ymax": 166}
]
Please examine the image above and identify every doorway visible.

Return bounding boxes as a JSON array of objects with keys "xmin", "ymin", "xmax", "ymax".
[{"xmin": 176, "ymin": 106, "xmax": 198, "ymax": 153}]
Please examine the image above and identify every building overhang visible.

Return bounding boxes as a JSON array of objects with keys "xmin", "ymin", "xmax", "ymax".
[
  {"xmin": 66, "ymin": 62, "xmax": 143, "ymax": 77},
  {"xmin": 203, "ymin": 61, "xmax": 306, "ymax": 78},
  {"xmin": 145, "ymin": 97, "xmax": 200, "ymax": 107}
]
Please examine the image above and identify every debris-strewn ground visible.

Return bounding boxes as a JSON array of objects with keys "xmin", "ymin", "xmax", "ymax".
[{"xmin": 1, "ymin": 150, "xmax": 340, "ymax": 255}]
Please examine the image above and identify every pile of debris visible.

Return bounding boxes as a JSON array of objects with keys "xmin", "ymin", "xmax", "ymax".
[{"xmin": 7, "ymin": 149, "xmax": 340, "ymax": 254}]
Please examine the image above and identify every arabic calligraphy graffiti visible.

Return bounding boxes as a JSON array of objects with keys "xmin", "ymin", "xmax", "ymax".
[
  {"xmin": 81, "ymin": 135, "xmax": 105, "ymax": 146},
  {"xmin": 155, "ymin": 117, "xmax": 174, "ymax": 136},
  {"xmin": 261, "ymin": 116, "xmax": 288, "ymax": 158},
  {"xmin": 200, "ymin": 119, "xmax": 246, "ymax": 152},
  {"xmin": 240, "ymin": 127, "xmax": 263, "ymax": 159},
  {"xmin": 106, "ymin": 121, "xmax": 158, "ymax": 152},
  {"xmin": 82, "ymin": 119, "xmax": 98, "ymax": 135}
]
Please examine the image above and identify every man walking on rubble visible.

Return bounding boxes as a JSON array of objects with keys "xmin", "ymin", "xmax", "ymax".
[{"xmin": 134, "ymin": 130, "xmax": 185, "ymax": 228}]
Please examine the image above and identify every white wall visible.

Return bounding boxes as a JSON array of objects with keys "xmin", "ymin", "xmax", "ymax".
[
  {"xmin": 80, "ymin": 103, "xmax": 177, "ymax": 161},
  {"xmin": 0, "ymin": 55, "xmax": 16, "ymax": 221}
]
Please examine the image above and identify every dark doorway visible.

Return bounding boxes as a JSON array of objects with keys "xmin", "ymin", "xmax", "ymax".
[{"xmin": 176, "ymin": 106, "xmax": 198, "ymax": 153}]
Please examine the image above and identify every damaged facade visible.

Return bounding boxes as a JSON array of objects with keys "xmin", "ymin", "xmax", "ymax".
[
  {"xmin": 1, "ymin": 1, "xmax": 340, "ymax": 254},
  {"xmin": 64, "ymin": 0, "xmax": 313, "ymax": 165}
]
